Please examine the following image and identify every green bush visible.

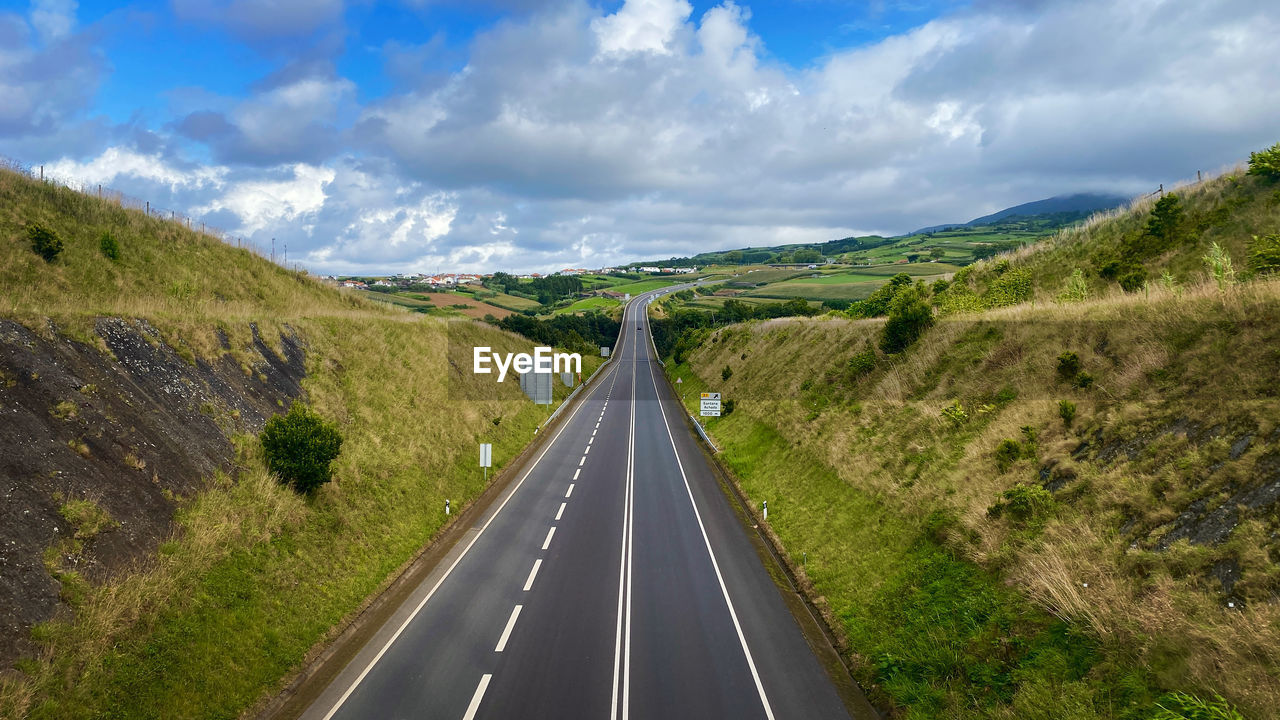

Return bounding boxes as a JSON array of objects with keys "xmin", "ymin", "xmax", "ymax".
[
  {"xmin": 990, "ymin": 484, "xmax": 1054, "ymax": 523},
  {"xmin": 847, "ymin": 349, "xmax": 876, "ymax": 378},
  {"xmin": 99, "ymin": 231, "xmax": 120, "ymax": 260},
  {"xmin": 994, "ymin": 439, "xmax": 1023, "ymax": 472},
  {"xmin": 1247, "ymin": 234, "xmax": 1280, "ymax": 275},
  {"xmin": 722, "ymin": 398, "xmax": 736, "ymax": 416},
  {"xmin": 721, "ymin": 365, "xmax": 733, "ymax": 381},
  {"xmin": 260, "ymin": 403, "xmax": 343, "ymax": 494},
  {"xmin": 1072, "ymin": 370, "xmax": 1095, "ymax": 389},
  {"xmin": 1056, "ymin": 351, "xmax": 1081, "ymax": 381},
  {"xmin": 1247, "ymin": 141, "xmax": 1280, "ymax": 179},
  {"xmin": 1118, "ymin": 266, "xmax": 1148, "ymax": 292},
  {"xmin": 941, "ymin": 400, "xmax": 968, "ymax": 427},
  {"xmin": 984, "ymin": 268, "xmax": 1032, "ymax": 307},
  {"xmin": 1058, "ymin": 400, "xmax": 1076, "ymax": 427},
  {"xmin": 879, "ymin": 284, "xmax": 934, "ymax": 353},
  {"xmin": 28, "ymin": 223, "xmax": 63, "ymax": 262}
]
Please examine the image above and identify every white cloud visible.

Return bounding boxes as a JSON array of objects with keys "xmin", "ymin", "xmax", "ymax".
[
  {"xmin": 195, "ymin": 164, "xmax": 333, "ymax": 234},
  {"xmin": 46, "ymin": 146, "xmax": 226, "ymax": 190},
  {"xmin": 592, "ymin": 0, "xmax": 692, "ymax": 56}
]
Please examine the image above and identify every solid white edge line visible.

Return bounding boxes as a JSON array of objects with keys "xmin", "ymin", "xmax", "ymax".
[
  {"xmin": 566, "ymin": 483, "xmax": 574, "ymax": 497},
  {"xmin": 461, "ymin": 674, "xmax": 492, "ymax": 720},
  {"xmin": 556, "ymin": 502, "xmax": 566, "ymax": 521},
  {"xmin": 541, "ymin": 526, "xmax": 556, "ymax": 550},
  {"xmin": 523, "ymin": 559, "xmax": 542, "ymax": 592},
  {"xmin": 318, "ymin": 333, "xmax": 622, "ymax": 720},
  {"xmin": 644, "ymin": 343, "xmax": 777, "ymax": 720},
  {"xmin": 494, "ymin": 604, "xmax": 523, "ymax": 652}
]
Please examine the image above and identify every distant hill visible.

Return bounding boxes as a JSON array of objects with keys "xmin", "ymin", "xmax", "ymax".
[
  {"xmin": 632, "ymin": 192, "xmax": 1131, "ymax": 269},
  {"xmin": 912, "ymin": 192, "xmax": 1130, "ymax": 234}
]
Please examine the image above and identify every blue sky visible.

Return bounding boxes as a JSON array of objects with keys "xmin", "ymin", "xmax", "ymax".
[{"xmin": 2, "ymin": 0, "xmax": 1277, "ymax": 274}]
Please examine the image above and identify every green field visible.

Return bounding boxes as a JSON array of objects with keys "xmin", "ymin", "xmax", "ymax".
[
  {"xmin": 552, "ymin": 296, "xmax": 621, "ymax": 315},
  {"xmin": 608, "ymin": 278, "xmax": 683, "ymax": 295},
  {"xmin": 740, "ymin": 262, "xmax": 959, "ymax": 301},
  {"xmin": 457, "ymin": 288, "xmax": 542, "ymax": 311}
]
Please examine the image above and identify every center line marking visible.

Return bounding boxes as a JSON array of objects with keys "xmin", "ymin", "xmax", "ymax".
[
  {"xmin": 495, "ymin": 605, "xmax": 522, "ymax": 652},
  {"xmin": 542, "ymin": 526, "xmax": 556, "ymax": 550},
  {"xmin": 556, "ymin": 502, "xmax": 566, "ymax": 520},
  {"xmin": 573, "ymin": 469, "xmax": 581, "ymax": 480},
  {"xmin": 585, "ymin": 445, "xmax": 591, "ymax": 454},
  {"xmin": 462, "ymin": 674, "xmax": 492, "ymax": 720},
  {"xmin": 589, "ymin": 435, "xmax": 595, "ymax": 443},
  {"xmin": 523, "ymin": 559, "xmax": 542, "ymax": 591},
  {"xmin": 566, "ymin": 483, "xmax": 575, "ymax": 497},
  {"xmin": 579, "ymin": 457, "xmax": 585, "ymax": 466}
]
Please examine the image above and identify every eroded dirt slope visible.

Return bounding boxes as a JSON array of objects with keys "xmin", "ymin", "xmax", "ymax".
[{"xmin": 0, "ymin": 318, "xmax": 304, "ymax": 665}]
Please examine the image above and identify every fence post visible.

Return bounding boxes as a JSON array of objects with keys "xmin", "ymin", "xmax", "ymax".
[
  {"xmin": 1197, "ymin": 170, "xmax": 1202, "ymax": 182},
  {"xmin": 1158, "ymin": 183, "xmax": 1164, "ymax": 198},
  {"xmin": 39, "ymin": 165, "xmax": 43, "ymax": 181},
  {"xmin": 146, "ymin": 201, "xmax": 149, "ymax": 214}
]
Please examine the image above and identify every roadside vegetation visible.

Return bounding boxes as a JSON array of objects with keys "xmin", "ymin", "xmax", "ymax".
[
  {"xmin": 661, "ymin": 147, "xmax": 1280, "ymax": 719},
  {"xmin": 0, "ymin": 166, "xmax": 598, "ymax": 718}
]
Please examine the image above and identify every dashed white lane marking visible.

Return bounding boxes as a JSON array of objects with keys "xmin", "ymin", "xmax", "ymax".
[
  {"xmin": 495, "ymin": 605, "xmax": 523, "ymax": 652},
  {"xmin": 584, "ymin": 445, "xmax": 591, "ymax": 454},
  {"xmin": 595, "ymin": 422, "xmax": 600, "ymax": 430},
  {"xmin": 462, "ymin": 674, "xmax": 492, "ymax": 720},
  {"xmin": 542, "ymin": 526, "xmax": 556, "ymax": 550},
  {"xmin": 579, "ymin": 457, "xmax": 586, "ymax": 467},
  {"xmin": 573, "ymin": 469, "xmax": 581, "ymax": 480},
  {"xmin": 523, "ymin": 559, "xmax": 542, "ymax": 592},
  {"xmin": 556, "ymin": 502, "xmax": 566, "ymax": 521},
  {"xmin": 589, "ymin": 435, "xmax": 595, "ymax": 444},
  {"xmin": 566, "ymin": 483, "xmax": 575, "ymax": 497}
]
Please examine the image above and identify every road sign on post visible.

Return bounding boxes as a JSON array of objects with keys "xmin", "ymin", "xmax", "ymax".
[
  {"xmin": 700, "ymin": 392, "xmax": 721, "ymax": 417},
  {"xmin": 480, "ymin": 443, "xmax": 492, "ymax": 482}
]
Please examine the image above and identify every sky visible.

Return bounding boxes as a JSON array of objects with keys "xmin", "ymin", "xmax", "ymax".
[{"xmin": 2, "ymin": 0, "xmax": 1278, "ymax": 275}]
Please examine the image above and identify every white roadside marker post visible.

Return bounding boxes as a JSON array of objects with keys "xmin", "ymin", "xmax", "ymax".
[
  {"xmin": 763, "ymin": 500, "xmax": 768, "ymax": 521},
  {"xmin": 445, "ymin": 499, "xmax": 451, "ymax": 516}
]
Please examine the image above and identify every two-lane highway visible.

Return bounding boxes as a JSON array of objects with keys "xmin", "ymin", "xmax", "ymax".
[{"xmin": 299, "ymin": 290, "xmax": 864, "ymax": 720}]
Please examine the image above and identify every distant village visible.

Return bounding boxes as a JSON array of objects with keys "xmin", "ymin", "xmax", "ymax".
[{"xmin": 321, "ymin": 265, "xmax": 697, "ymax": 291}]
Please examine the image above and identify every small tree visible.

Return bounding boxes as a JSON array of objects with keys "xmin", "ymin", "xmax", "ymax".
[
  {"xmin": 28, "ymin": 224, "xmax": 63, "ymax": 262},
  {"xmin": 99, "ymin": 231, "xmax": 121, "ymax": 260},
  {"xmin": 721, "ymin": 365, "xmax": 733, "ymax": 381},
  {"xmin": 1247, "ymin": 142, "xmax": 1280, "ymax": 179},
  {"xmin": 260, "ymin": 402, "xmax": 343, "ymax": 494},
  {"xmin": 1146, "ymin": 193, "xmax": 1183, "ymax": 243},
  {"xmin": 879, "ymin": 284, "xmax": 934, "ymax": 353},
  {"xmin": 1248, "ymin": 234, "xmax": 1280, "ymax": 275}
]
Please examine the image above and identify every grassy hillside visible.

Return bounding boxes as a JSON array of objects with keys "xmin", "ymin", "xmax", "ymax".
[
  {"xmin": 0, "ymin": 168, "xmax": 596, "ymax": 718},
  {"xmin": 662, "ymin": 159, "xmax": 1280, "ymax": 719}
]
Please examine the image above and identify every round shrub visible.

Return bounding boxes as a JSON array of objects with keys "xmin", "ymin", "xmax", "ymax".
[
  {"xmin": 1118, "ymin": 267, "xmax": 1148, "ymax": 292},
  {"xmin": 28, "ymin": 223, "xmax": 63, "ymax": 262},
  {"xmin": 99, "ymin": 231, "xmax": 121, "ymax": 260},
  {"xmin": 879, "ymin": 285, "xmax": 935, "ymax": 353},
  {"xmin": 260, "ymin": 402, "xmax": 343, "ymax": 494}
]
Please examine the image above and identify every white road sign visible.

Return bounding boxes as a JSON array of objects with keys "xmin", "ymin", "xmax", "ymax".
[
  {"xmin": 700, "ymin": 392, "xmax": 721, "ymax": 417},
  {"xmin": 480, "ymin": 443, "xmax": 492, "ymax": 468}
]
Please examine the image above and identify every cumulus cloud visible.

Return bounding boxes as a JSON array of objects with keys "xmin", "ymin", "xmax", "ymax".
[{"xmin": 25, "ymin": 0, "xmax": 1280, "ymax": 273}]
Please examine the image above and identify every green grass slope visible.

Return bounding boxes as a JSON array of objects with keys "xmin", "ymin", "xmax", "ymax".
[
  {"xmin": 0, "ymin": 168, "xmax": 596, "ymax": 718},
  {"xmin": 663, "ymin": 159, "xmax": 1280, "ymax": 719}
]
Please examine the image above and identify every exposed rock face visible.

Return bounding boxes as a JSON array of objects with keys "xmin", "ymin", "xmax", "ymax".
[{"xmin": 0, "ymin": 319, "xmax": 305, "ymax": 666}]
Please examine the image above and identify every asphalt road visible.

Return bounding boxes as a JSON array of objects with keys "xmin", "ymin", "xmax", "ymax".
[{"xmin": 300, "ymin": 289, "xmax": 862, "ymax": 720}]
